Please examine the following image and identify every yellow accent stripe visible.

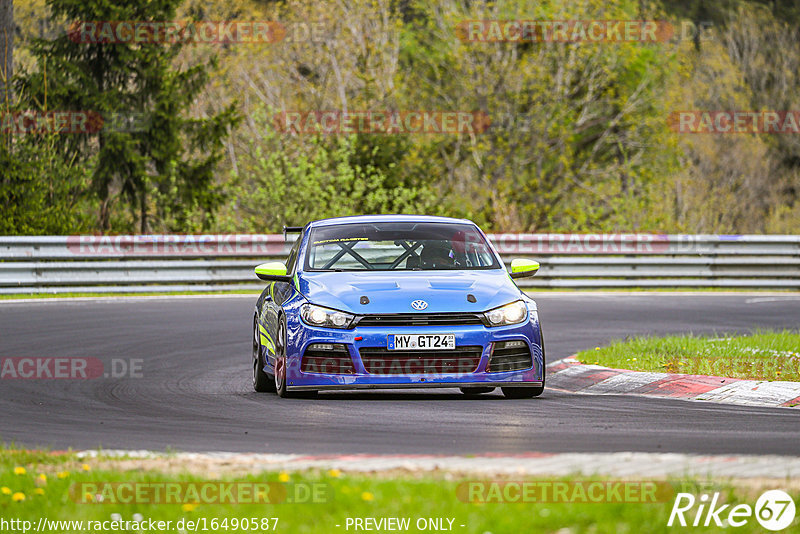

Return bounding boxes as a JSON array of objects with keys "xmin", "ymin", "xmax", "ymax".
[{"xmin": 258, "ymin": 324, "xmax": 276, "ymax": 353}]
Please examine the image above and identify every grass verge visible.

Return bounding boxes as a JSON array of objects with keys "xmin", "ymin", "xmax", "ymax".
[
  {"xmin": 1, "ymin": 446, "xmax": 797, "ymax": 533},
  {"xmin": 576, "ymin": 330, "xmax": 800, "ymax": 381}
]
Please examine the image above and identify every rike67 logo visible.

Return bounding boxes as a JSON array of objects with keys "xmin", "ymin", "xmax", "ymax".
[{"xmin": 669, "ymin": 490, "xmax": 796, "ymax": 531}]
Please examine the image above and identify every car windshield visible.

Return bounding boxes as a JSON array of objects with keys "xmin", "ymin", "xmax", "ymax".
[{"xmin": 304, "ymin": 222, "xmax": 500, "ymax": 271}]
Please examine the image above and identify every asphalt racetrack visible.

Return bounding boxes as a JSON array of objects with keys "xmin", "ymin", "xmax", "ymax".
[{"xmin": 1, "ymin": 293, "xmax": 799, "ymax": 455}]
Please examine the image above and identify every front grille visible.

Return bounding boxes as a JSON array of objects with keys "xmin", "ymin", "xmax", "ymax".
[
  {"xmin": 487, "ymin": 341, "xmax": 533, "ymax": 372},
  {"xmin": 301, "ymin": 343, "xmax": 355, "ymax": 374},
  {"xmin": 359, "ymin": 346, "xmax": 483, "ymax": 375},
  {"xmin": 355, "ymin": 313, "xmax": 485, "ymax": 327}
]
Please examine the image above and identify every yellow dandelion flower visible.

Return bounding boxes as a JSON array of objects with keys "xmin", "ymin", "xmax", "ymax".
[
  {"xmin": 84, "ymin": 492, "xmax": 93, "ymax": 502},
  {"xmin": 1, "ymin": 487, "xmax": 11, "ymax": 495},
  {"xmin": 328, "ymin": 469, "xmax": 342, "ymax": 478},
  {"xmin": 37, "ymin": 474, "xmax": 47, "ymax": 483},
  {"xmin": 12, "ymin": 492, "xmax": 25, "ymax": 502},
  {"xmin": 182, "ymin": 503, "xmax": 197, "ymax": 512},
  {"xmin": 13, "ymin": 467, "xmax": 26, "ymax": 475},
  {"xmin": 361, "ymin": 491, "xmax": 374, "ymax": 502},
  {"xmin": 278, "ymin": 472, "xmax": 290, "ymax": 483},
  {"xmin": 57, "ymin": 471, "xmax": 70, "ymax": 479},
  {"xmin": 81, "ymin": 464, "xmax": 91, "ymax": 472},
  {"xmin": 34, "ymin": 488, "xmax": 45, "ymax": 496}
]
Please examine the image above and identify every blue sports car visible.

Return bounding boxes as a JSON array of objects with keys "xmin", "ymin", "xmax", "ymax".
[{"xmin": 251, "ymin": 215, "xmax": 544, "ymax": 398}]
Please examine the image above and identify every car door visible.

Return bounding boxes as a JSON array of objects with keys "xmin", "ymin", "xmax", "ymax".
[{"xmin": 260, "ymin": 234, "xmax": 302, "ymax": 365}]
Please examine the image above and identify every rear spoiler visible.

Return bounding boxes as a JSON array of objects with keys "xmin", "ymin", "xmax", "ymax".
[{"xmin": 282, "ymin": 226, "xmax": 304, "ymax": 240}]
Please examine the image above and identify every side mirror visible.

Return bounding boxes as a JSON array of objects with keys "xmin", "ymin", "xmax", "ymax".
[
  {"xmin": 509, "ymin": 258, "xmax": 540, "ymax": 279},
  {"xmin": 254, "ymin": 262, "xmax": 291, "ymax": 282}
]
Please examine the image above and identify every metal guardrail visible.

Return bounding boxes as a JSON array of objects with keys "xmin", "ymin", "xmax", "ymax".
[{"xmin": 0, "ymin": 234, "xmax": 798, "ymax": 293}]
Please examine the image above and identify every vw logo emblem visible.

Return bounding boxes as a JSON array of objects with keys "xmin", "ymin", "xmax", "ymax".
[{"xmin": 411, "ymin": 300, "xmax": 428, "ymax": 311}]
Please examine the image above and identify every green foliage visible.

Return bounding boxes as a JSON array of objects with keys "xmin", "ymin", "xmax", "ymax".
[
  {"xmin": 0, "ymin": 135, "xmax": 94, "ymax": 234},
  {"xmin": 14, "ymin": 0, "xmax": 238, "ymax": 233},
  {"xmin": 5, "ymin": 0, "xmax": 800, "ymax": 235},
  {"xmin": 218, "ymin": 117, "xmax": 441, "ymax": 233}
]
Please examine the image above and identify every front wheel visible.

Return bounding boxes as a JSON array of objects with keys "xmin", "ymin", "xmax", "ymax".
[
  {"xmin": 501, "ymin": 329, "xmax": 546, "ymax": 399},
  {"xmin": 501, "ymin": 386, "xmax": 543, "ymax": 399},
  {"xmin": 273, "ymin": 316, "xmax": 317, "ymax": 399},
  {"xmin": 253, "ymin": 320, "xmax": 275, "ymax": 393},
  {"xmin": 274, "ymin": 316, "xmax": 289, "ymax": 397}
]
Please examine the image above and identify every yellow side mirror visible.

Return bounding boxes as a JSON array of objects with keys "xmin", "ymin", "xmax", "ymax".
[
  {"xmin": 510, "ymin": 258, "xmax": 540, "ymax": 279},
  {"xmin": 254, "ymin": 262, "xmax": 290, "ymax": 282}
]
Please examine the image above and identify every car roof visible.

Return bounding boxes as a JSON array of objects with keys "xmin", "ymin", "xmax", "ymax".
[{"xmin": 308, "ymin": 214, "xmax": 475, "ymax": 228}]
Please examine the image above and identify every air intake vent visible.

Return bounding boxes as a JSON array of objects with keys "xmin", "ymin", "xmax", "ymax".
[
  {"xmin": 301, "ymin": 343, "xmax": 355, "ymax": 374},
  {"xmin": 359, "ymin": 346, "xmax": 483, "ymax": 375},
  {"xmin": 487, "ymin": 340, "xmax": 532, "ymax": 372}
]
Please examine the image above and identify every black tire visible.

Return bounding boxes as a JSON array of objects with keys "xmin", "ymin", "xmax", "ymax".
[
  {"xmin": 459, "ymin": 387, "xmax": 495, "ymax": 396},
  {"xmin": 274, "ymin": 315, "xmax": 317, "ymax": 399},
  {"xmin": 501, "ymin": 386, "xmax": 542, "ymax": 399},
  {"xmin": 253, "ymin": 320, "xmax": 275, "ymax": 392},
  {"xmin": 501, "ymin": 328, "xmax": 546, "ymax": 399},
  {"xmin": 274, "ymin": 315, "xmax": 289, "ymax": 397}
]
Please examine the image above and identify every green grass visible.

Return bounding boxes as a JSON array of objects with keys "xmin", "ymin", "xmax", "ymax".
[
  {"xmin": 1, "ymin": 446, "xmax": 797, "ymax": 533},
  {"xmin": 576, "ymin": 331, "xmax": 800, "ymax": 381}
]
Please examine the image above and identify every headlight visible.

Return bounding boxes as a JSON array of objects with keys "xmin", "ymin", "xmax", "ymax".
[
  {"xmin": 300, "ymin": 304, "xmax": 355, "ymax": 329},
  {"xmin": 482, "ymin": 300, "xmax": 528, "ymax": 327}
]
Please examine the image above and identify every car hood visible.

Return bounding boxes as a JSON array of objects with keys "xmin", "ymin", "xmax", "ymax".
[{"xmin": 299, "ymin": 270, "xmax": 523, "ymax": 314}]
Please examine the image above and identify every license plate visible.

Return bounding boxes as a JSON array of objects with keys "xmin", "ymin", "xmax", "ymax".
[{"xmin": 387, "ymin": 334, "xmax": 456, "ymax": 350}]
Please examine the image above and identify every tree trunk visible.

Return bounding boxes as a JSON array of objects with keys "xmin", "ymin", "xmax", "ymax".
[
  {"xmin": 0, "ymin": 0, "xmax": 12, "ymax": 108},
  {"xmin": 140, "ymin": 187, "xmax": 147, "ymax": 234}
]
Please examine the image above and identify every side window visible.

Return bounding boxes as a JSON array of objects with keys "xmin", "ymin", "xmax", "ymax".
[
  {"xmin": 286, "ymin": 235, "xmax": 302, "ymax": 275},
  {"xmin": 273, "ymin": 236, "xmax": 302, "ymax": 306}
]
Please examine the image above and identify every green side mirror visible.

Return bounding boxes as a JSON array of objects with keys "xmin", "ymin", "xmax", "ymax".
[
  {"xmin": 254, "ymin": 261, "xmax": 291, "ymax": 282},
  {"xmin": 510, "ymin": 258, "xmax": 540, "ymax": 279}
]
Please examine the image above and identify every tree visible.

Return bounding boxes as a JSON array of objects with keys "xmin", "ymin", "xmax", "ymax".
[
  {"xmin": 0, "ymin": 133, "xmax": 94, "ymax": 234},
  {"xmin": 0, "ymin": 0, "xmax": 11, "ymax": 107},
  {"xmin": 20, "ymin": 0, "xmax": 238, "ymax": 233}
]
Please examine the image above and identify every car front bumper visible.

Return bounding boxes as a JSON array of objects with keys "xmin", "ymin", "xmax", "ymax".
[{"xmin": 282, "ymin": 316, "xmax": 544, "ymax": 391}]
